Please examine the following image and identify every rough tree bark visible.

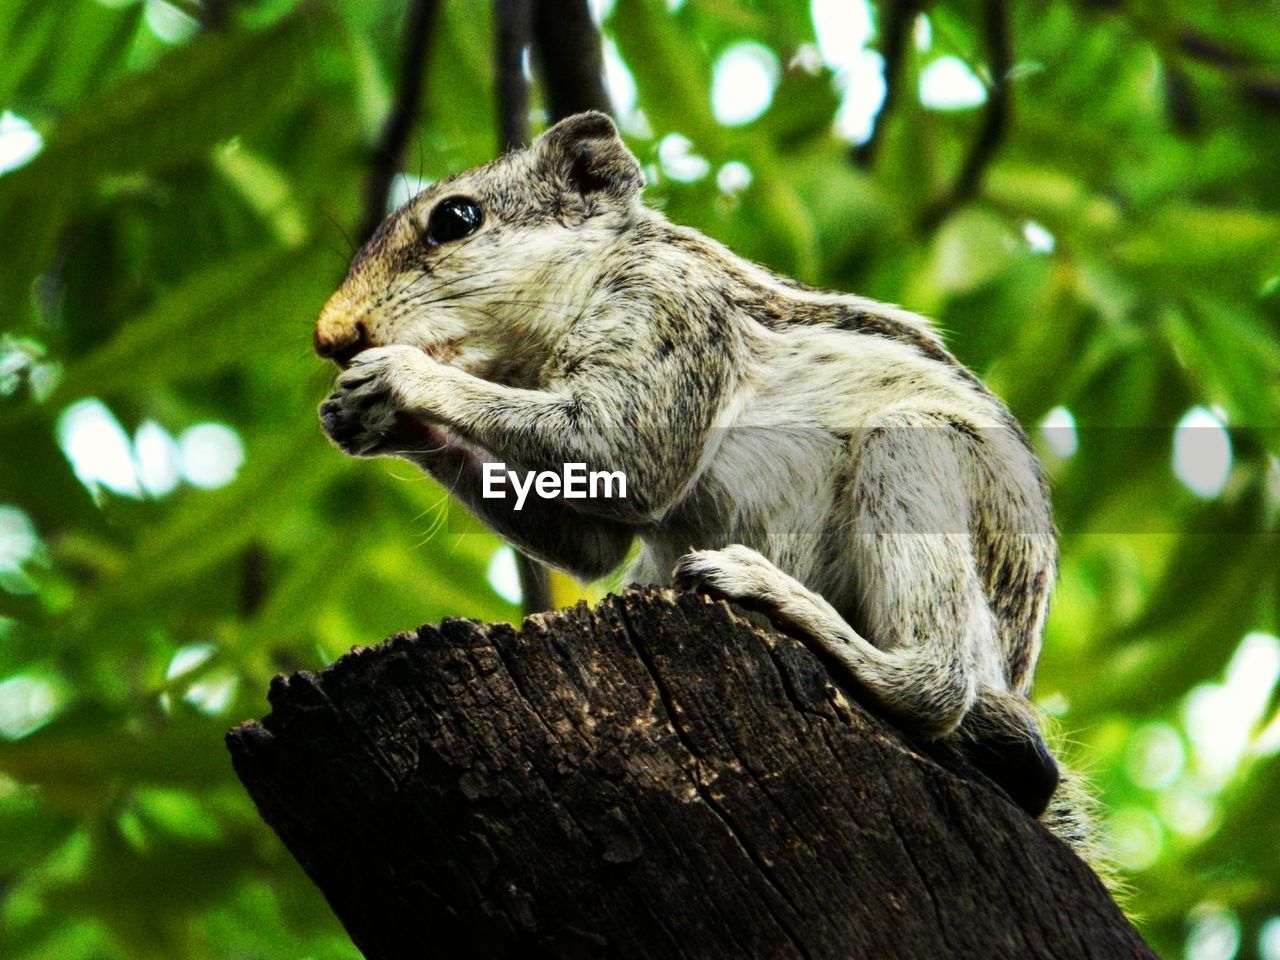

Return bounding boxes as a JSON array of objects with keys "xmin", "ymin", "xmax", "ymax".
[{"xmin": 227, "ymin": 588, "xmax": 1155, "ymax": 960}]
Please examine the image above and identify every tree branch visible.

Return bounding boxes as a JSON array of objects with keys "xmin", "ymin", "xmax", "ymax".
[
  {"xmin": 920, "ymin": 0, "xmax": 1011, "ymax": 231},
  {"xmin": 494, "ymin": 0, "xmax": 553, "ymax": 616},
  {"xmin": 165, "ymin": 0, "xmax": 217, "ymax": 28},
  {"xmin": 1161, "ymin": 61, "xmax": 1199, "ymax": 135},
  {"xmin": 359, "ymin": 0, "xmax": 441, "ymax": 244},
  {"xmin": 228, "ymin": 588, "xmax": 1157, "ymax": 959},
  {"xmin": 1176, "ymin": 31, "xmax": 1280, "ymax": 117},
  {"xmin": 515, "ymin": 553, "xmax": 552, "ymax": 617},
  {"xmin": 496, "ymin": 0, "xmax": 534, "ymax": 150},
  {"xmin": 202, "ymin": 0, "xmax": 230, "ymax": 31},
  {"xmin": 1079, "ymin": 3, "xmax": 1280, "ymax": 123},
  {"xmin": 854, "ymin": 0, "xmax": 928, "ymax": 169},
  {"xmin": 531, "ymin": 0, "xmax": 611, "ymax": 119},
  {"xmin": 515, "ymin": 0, "xmax": 613, "ymax": 613}
]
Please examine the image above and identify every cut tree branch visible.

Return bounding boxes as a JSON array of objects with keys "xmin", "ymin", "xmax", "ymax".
[
  {"xmin": 921, "ymin": 0, "xmax": 1012, "ymax": 231},
  {"xmin": 228, "ymin": 588, "xmax": 1156, "ymax": 960},
  {"xmin": 359, "ymin": 0, "xmax": 441, "ymax": 244}
]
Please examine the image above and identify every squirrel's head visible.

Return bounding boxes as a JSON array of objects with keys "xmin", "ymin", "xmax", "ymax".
[{"xmin": 314, "ymin": 112, "xmax": 644, "ymax": 382}]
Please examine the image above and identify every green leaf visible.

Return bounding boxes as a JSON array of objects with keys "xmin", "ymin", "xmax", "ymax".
[
  {"xmin": 62, "ymin": 244, "xmax": 336, "ymax": 401},
  {"xmin": 0, "ymin": 9, "xmax": 337, "ymax": 320}
]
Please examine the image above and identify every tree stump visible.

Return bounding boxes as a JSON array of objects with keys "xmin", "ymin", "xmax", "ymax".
[{"xmin": 226, "ymin": 588, "xmax": 1154, "ymax": 959}]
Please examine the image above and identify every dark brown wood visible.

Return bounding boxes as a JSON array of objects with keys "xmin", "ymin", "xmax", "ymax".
[{"xmin": 227, "ymin": 588, "xmax": 1155, "ymax": 960}]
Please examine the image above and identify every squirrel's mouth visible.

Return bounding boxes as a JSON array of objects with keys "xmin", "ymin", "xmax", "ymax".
[{"xmin": 334, "ymin": 339, "xmax": 463, "ymax": 370}]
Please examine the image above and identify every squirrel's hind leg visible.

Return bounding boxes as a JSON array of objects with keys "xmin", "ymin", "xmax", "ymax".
[
  {"xmin": 672, "ymin": 543, "xmax": 975, "ymax": 740},
  {"xmin": 674, "ymin": 544, "xmax": 857, "ymax": 650},
  {"xmin": 674, "ymin": 545, "xmax": 1060, "ymax": 819}
]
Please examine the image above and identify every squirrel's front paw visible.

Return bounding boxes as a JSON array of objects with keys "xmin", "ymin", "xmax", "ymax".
[
  {"xmin": 338, "ymin": 345, "xmax": 432, "ymax": 405},
  {"xmin": 319, "ymin": 390, "xmax": 398, "ymax": 457},
  {"xmin": 320, "ymin": 346, "xmax": 435, "ymax": 457}
]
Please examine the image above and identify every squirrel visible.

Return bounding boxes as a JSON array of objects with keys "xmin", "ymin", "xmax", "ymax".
[{"xmin": 315, "ymin": 111, "xmax": 1092, "ymax": 856}]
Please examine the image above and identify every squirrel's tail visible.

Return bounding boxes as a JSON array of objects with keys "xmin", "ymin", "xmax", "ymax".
[
  {"xmin": 1038, "ymin": 739, "xmax": 1128, "ymax": 903},
  {"xmin": 1040, "ymin": 763, "xmax": 1099, "ymax": 857}
]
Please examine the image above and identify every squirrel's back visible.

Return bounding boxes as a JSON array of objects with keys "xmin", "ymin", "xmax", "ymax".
[{"xmin": 619, "ymin": 217, "xmax": 1055, "ymax": 700}]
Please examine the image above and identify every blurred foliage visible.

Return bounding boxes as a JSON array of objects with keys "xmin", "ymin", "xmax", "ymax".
[{"xmin": 0, "ymin": 0, "xmax": 1278, "ymax": 957}]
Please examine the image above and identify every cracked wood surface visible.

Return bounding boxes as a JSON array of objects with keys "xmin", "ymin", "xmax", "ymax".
[{"xmin": 227, "ymin": 588, "xmax": 1155, "ymax": 960}]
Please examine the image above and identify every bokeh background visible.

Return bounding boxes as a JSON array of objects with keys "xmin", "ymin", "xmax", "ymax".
[{"xmin": 1, "ymin": 0, "xmax": 1278, "ymax": 957}]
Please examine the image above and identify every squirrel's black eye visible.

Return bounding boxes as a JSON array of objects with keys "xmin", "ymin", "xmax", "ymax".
[{"xmin": 425, "ymin": 197, "xmax": 483, "ymax": 245}]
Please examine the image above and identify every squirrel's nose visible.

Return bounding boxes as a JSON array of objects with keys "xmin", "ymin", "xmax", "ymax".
[
  {"xmin": 314, "ymin": 321, "xmax": 370, "ymax": 367},
  {"xmin": 315, "ymin": 289, "xmax": 372, "ymax": 366}
]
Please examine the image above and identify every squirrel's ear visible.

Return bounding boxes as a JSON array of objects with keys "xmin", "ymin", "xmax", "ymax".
[{"xmin": 535, "ymin": 111, "xmax": 644, "ymax": 202}]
